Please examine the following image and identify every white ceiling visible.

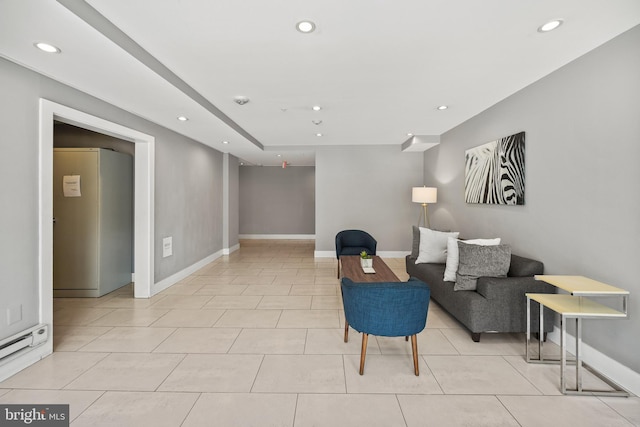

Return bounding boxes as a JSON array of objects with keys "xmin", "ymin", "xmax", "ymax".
[{"xmin": 1, "ymin": 0, "xmax": 639, "ymax": 166}]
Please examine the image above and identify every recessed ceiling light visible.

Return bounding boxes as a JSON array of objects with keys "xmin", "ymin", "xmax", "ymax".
[
  {"xmin": 277, "ymin": 154, "xmax": 282, "ymax": 157},
  {"xmin": 312, "ymin": 105, "xmax": 322, "ymax": 111},
  {"xmin": 34, "ymin": 42, "xmax": 61, "ymax": 53},
  {"xmin": 296, "ymin": 21, "xmax": 316, "ymax": 33},
  {"xmin": 316, "ymin": 133, "xmax": 323, "ymax": 137},
  {"xmin": 437, "ymin": 105, "xmax": 448, "ymax": 110},
  {"xmin": 177, "ymin": 115, "xmax": 189, "ymax": 121},
  {"xmin": 538, "ymin": 19, "xmax": 563, "ymax": 33},
  {"xmin": 407, "ymin": 133, "xmax": 414, "ymax": 137},
  {"xmin": 222, "ymin": 140, "xmax": 229, "ymax": 144}
]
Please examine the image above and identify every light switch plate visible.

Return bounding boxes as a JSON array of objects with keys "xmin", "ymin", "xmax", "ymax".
[{"xmin": 163, "ymin": 237, "xmax": 173, "ymax": 258}]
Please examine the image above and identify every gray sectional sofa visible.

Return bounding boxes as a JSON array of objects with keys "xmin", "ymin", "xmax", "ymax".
[{"xmin": 406, "ymin": 253, "xmax": 556, "ymax": 341}]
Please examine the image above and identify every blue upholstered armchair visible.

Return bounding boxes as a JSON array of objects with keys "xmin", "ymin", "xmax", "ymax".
[
  {"xmin": 335, "ymin": 230, "xmax": 377, "ymax": 278},
  {"xmin": 341, "ymin": 277, "xmax": 431, "ymax": 375}
]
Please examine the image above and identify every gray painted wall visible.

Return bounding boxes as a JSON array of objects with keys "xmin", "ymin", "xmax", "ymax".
[
  {"xmin": 315, "ymin": 146, "xmax": 424, "ymax": 252},
  {"xmin": 239, "ymin": 166, "xmax": 315, "ymax": 235},
  {"xmin": 0, "ymin": 58, "xmax": 41, "ymax": 339},
  {"xmin": 0, "ymin": 57, "xmax": 225, "ymax": 340},
  {"xmin": 223, "ymin": 153, "xmax": 240, "ymax": 250},
  {"xmin": 154, "ymin": 134, "xmax": 222, "ymax": 280},
  {"xmin": 424, "ymin": 25, "xmax": 640, "ymax": 372},
  {"xmin": 228, "ymin": 155, "xmax": 240, "ymax": 247}
]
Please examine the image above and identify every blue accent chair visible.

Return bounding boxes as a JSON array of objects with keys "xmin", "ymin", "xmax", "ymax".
[
  {"xmin": 341, "ymin": 277, "xmax": 431, "ymax": 375},
  {"xmin": 335, "ymin": 230, "xmax": 377, "ymax": 278}
]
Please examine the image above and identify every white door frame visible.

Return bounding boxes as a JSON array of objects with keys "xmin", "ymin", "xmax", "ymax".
[
  {"xmin": 0, "ymin": 100, "xmax": 154, "ymax": 381},
  {"xmin": 39, "ymin": 100, "xmax": 155, "ymax": 321}
]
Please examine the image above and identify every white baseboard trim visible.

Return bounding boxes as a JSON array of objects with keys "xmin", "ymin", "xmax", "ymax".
[
  {"xmin": 314, "ymin": 251, "xmax": 335, "ymax": 258},
  {"xmin": 239, "ymin": 234, "xmax": 315, "ymax": 240},
  {"xmin": 223, "ymin": 243, "xmax": 240, "ymax": 255},
  {"xmin": 151, "ymin": 250, "xmax": 223, "ymax": 296},
  {"xmin": 548, "ymin": 325, "xmax": 640, "ymax": 396},
  {"xmin": 314, "ymin": 251, "xmax": 410, "ymax": 259}
]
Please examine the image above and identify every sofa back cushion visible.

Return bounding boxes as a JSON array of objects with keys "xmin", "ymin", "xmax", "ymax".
[
  {"xmin": 508, "ymin": 254, "xmax": 544, "ymax": 277},
  {"xmin": 415, "ymin": 228, "xmax": 460, "ymax": 264},
  {"xmin": 443, "ymin": 237, "xmax": 501, "ymax": 282},
  {"xmin": 411, "ymin": 226, "xmax": 420, "ymax": 258}
]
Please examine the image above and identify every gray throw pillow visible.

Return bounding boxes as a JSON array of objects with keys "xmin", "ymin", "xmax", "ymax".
[
  {"xmin": 411, "ymin": 226, "xmax": 420, "ymax": 258},
  {"xmin": 454, "ymin": 242, "xmax": 511, "ymax": 291}
]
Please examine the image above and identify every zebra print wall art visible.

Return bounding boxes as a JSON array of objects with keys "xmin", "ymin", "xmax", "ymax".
[{"xmin": 464, "ymin": 131, "xmax": 525, "ymax": 205}]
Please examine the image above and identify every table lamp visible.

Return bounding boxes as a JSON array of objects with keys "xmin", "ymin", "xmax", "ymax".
[{"xmin": 412, "ymin": 186, "xmax": 437, "ymax": 228}]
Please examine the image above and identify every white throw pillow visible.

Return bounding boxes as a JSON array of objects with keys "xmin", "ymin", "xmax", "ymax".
[
  {"xmin": 443, "ymin": 237, "xmax": 501, "ymax": 282},
  {"xmin": 415, "ymin": 228, "xmax": 460, "ymax": 264}
]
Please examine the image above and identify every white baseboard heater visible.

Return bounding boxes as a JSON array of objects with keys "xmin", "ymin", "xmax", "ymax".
[{"xmin": 0, "ymin": 324, "xmax": 48, "ymax": 361}]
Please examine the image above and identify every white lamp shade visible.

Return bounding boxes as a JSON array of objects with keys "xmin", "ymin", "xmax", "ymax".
[{"xmin": 412, "ymin": 187, "xmax": 437, "ymax": 203}]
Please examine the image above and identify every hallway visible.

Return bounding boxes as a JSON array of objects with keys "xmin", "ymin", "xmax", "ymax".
[{"xmin": 0, "ymin": 240, "xmax": 637, "ymax": 426}]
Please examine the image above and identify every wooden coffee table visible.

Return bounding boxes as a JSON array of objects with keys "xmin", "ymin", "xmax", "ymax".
[
  {"xmin": 339, "ymin": 255, "xmax": 400, "ymax": 342},
  {"xmin": 339, "ymin": 255, "xmax": 399, "ymax": 282}
]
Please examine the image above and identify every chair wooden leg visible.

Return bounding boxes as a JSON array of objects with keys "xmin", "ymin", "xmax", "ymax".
[
  {"xmin": 411, "ymin": 335, "xmax": 419, "ymax": 376},
  {"xmin": 337, "ymin": 259, "xmax": 340, "ymax": 278},
  {"xmin": 405, "ymin": 336, "xmax": 409, "ymax": 341},
  {"xmin": 344, "ymin": 321, "xmax": 349, "ymax": 343},
  {"xmin": 359, "ymin": 333, "xmax": 368, "ymax": 375}
]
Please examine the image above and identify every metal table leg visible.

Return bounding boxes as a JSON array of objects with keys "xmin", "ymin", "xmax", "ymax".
[
  {"xmin": 576, "ymin": 317, "xmax": 582, "ymax": 392},
  {"xmin": 561, "ymin": 314, "xmax": 566, "ymax": 394},
  {"xmin": 526, "ymin": 299, "xmax": 546, "ymax": 362},
  {"xmin": 526, "ymin": 296, "xmax": 531, "ymax": 362},
  {"xmin": 539, "ymin": 300, "xmax": 544, "ymax": 361}
]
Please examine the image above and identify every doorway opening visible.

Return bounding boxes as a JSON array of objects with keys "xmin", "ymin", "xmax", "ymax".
[
  {"xmin": 39, "ymin": 99, "xmax": 155, "ymax": 354},
  {"xmin": 53, "ymin": 123, "xmax": 135, "ymax": 298}
]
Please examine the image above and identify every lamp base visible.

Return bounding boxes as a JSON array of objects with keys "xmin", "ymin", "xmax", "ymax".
[{"xmin": 417, "ymin": 203, "xmax": 430, "ymax": 229}]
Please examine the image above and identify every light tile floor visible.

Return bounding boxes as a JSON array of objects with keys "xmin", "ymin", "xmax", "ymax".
[{"xmin": 1, "ymin": 240, "xmax": 638, "ymax": 426}]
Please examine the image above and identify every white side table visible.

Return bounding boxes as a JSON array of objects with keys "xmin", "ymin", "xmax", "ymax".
[
  {"xmin": 526, "ymin": 290, "xmax": 629, "ymax": 396},
  {"xmin": 534, "ymin": 275, "xmax": 629, "ymax": 313}
]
